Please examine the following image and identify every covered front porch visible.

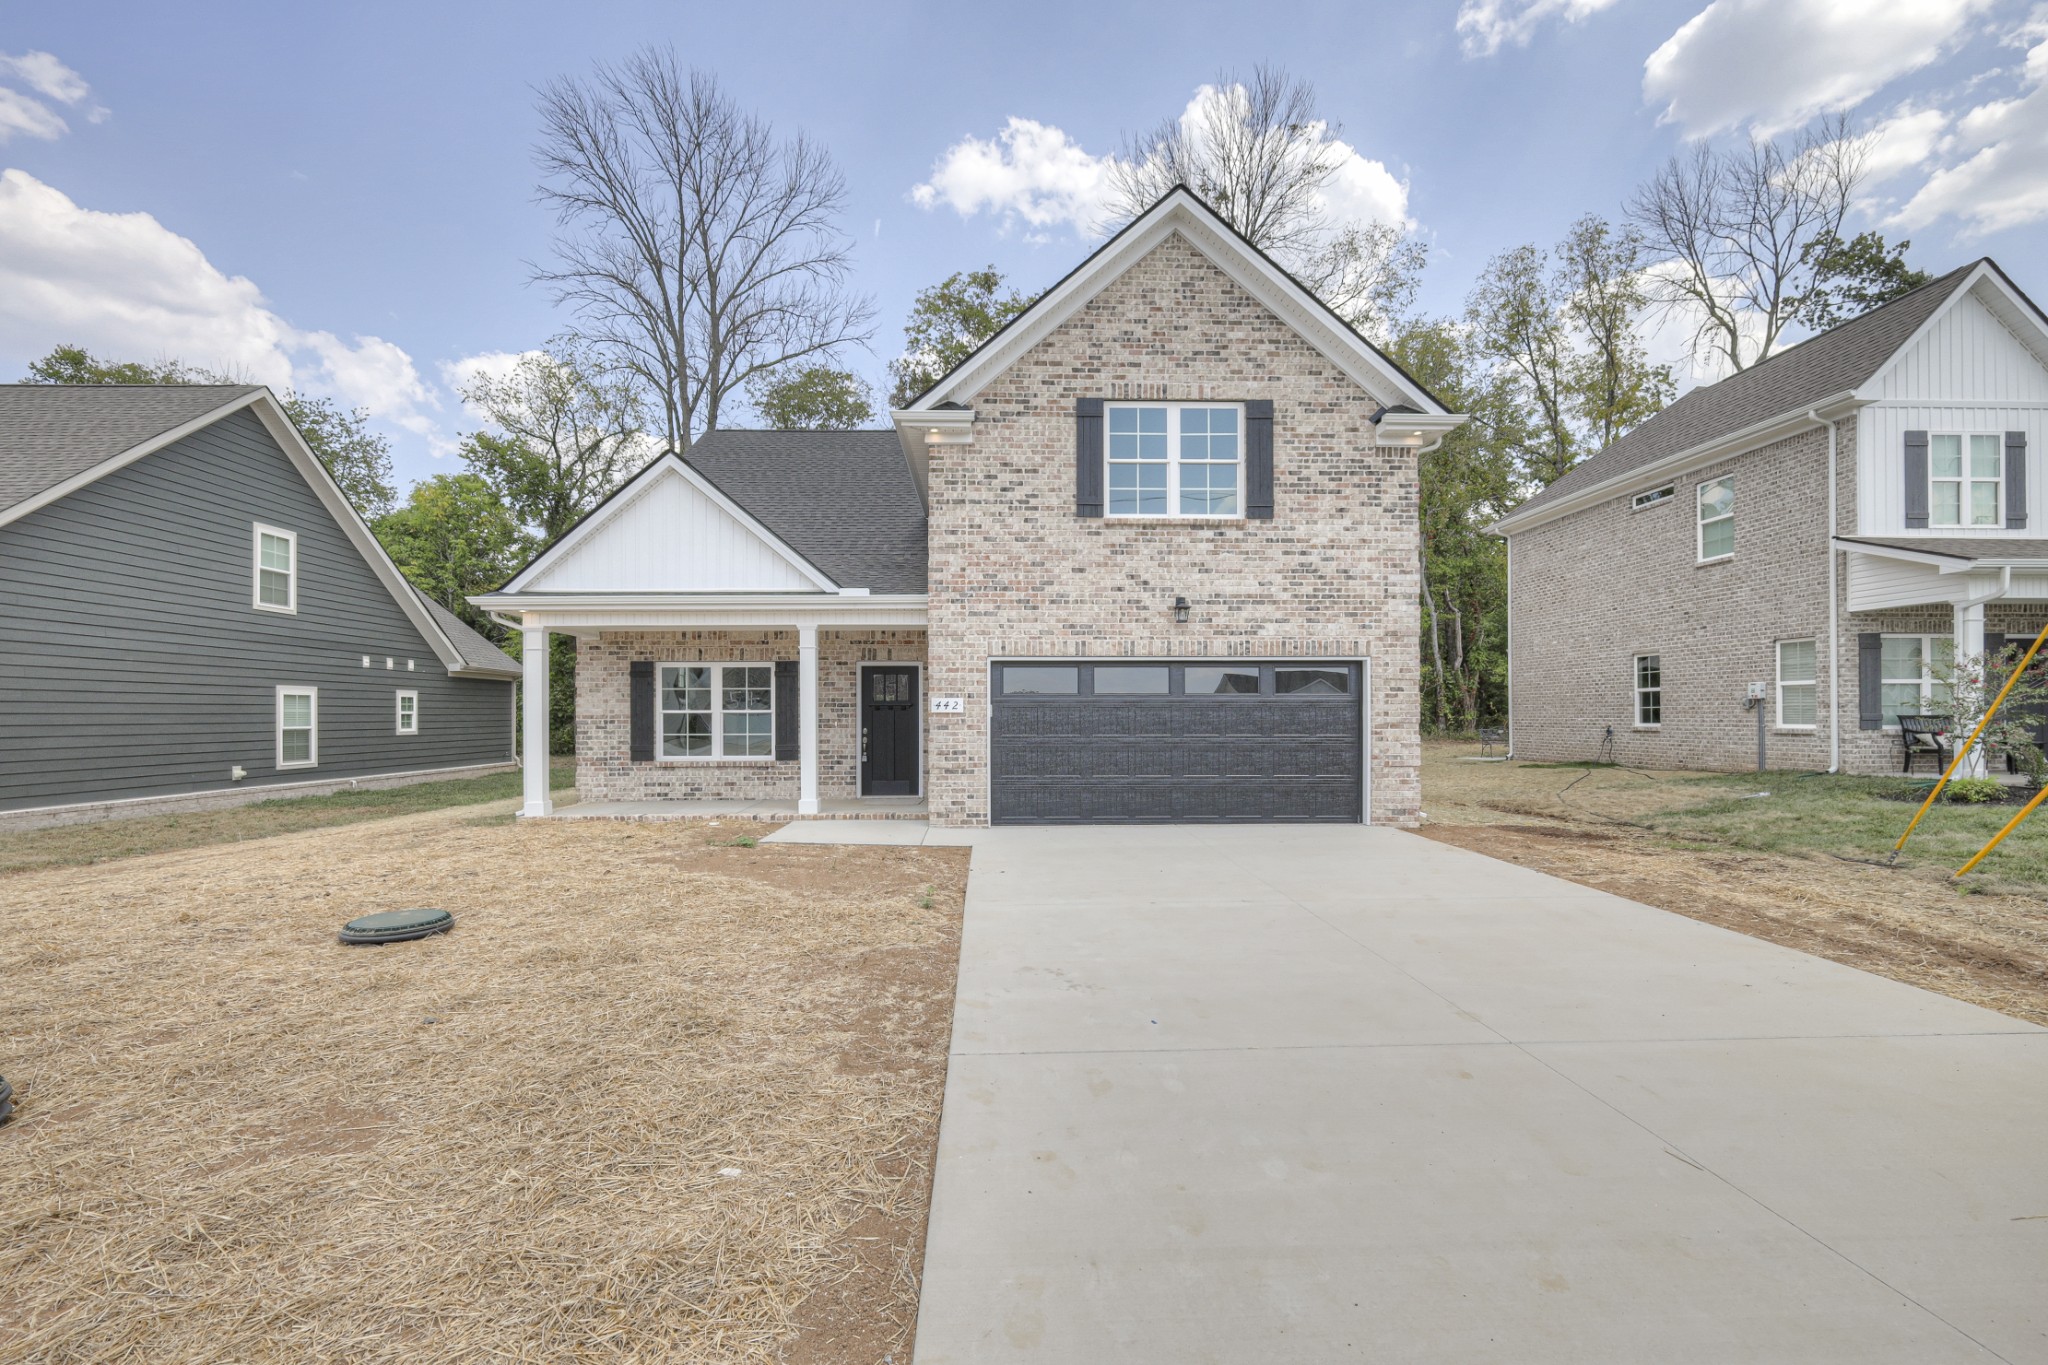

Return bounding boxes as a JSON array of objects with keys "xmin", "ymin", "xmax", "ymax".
[{"xmin": 472, "ymin": 594, "xmax": 930, "ymax": 821}]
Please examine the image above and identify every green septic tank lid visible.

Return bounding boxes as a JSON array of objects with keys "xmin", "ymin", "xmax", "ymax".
[{"xmin": 339, "ymin": 907, "xmax": 455, "ymax": 945}]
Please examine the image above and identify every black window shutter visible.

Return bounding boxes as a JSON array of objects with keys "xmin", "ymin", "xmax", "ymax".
[
  {"xmin": 2007, "ymin": 431, "xmax": 2028, "ymax": 530},
  {"xmin": 1245, "ymin": 399, "xmax": 1275, "ymax": 520},
  {"xmin": 1903, "ymin": 430, "xmax": 1929, "ymax": 529},
  {"xmin": 1858, "ymin": 633, "xmax": 1884, "ymax": 730},
  {"xmin": 1075, "ymin": 397, "xmax": 1104, "ymax": 518},
  {"xmin": 629, "ymin": 660, "xmax": 655, "ymax": 761},
  {"xmin": 774, "ymin": 660, "xmax": 799, "ymax": 762}
]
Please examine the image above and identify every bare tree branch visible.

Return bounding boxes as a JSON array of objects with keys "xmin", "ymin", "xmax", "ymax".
[{"xmin": 532, "ymin": 51, "xmax": 875, "ymax": 450}]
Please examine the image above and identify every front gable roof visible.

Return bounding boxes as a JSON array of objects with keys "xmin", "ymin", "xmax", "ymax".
[
  {"xmin": 500, "ymin": 451, "xmax": 842, "ymax": 595},
  {"xmin": 899, "ymin": 185, "xmax": 1452, "ymax": 418},
  {"xmin": 0, "ymin": 384, "xmax": 519, "ymax": 680}
]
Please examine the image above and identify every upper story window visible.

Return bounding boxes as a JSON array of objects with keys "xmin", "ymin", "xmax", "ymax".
[
  {"xmin": 1930, "ymin": 433, "xmax": 2003, "ymax": 527},
  {"xmin": 1632, "ymin": 485, "xmax": 1675, "ymax": 511},
  {"xmin": 659, "ymin": 663, "xmax": 773, "ymax": 760},
  {"xmin": 253, "ymin": 524, "xmax": 297, "ymax": 613},
  {"xmin": 1107, "ymin": 403, "xmax": 1241, "ymax": 518},
  {"xmin": 1697, "ymin": 477, "xmax": 1735, "ymax": 561}
]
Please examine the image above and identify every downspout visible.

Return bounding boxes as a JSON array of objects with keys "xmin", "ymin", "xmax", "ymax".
[{"xmin": 1807, "ymin": 411, "xmax": 1841, "ymax": 773}]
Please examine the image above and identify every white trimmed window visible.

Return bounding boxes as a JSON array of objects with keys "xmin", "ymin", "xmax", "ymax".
[
  {"xmin": 1929, "ymin": 433, "xmax": 2003, "ymax": 528},
  {"xmin": 1697, "ymin": 477, "xmax": 1735, "ymax": 561},
  {"xmin": 1634, "ymin": 654, "xmax": 1663, "ymax": 727},
  {"xmin": 1106, "ymin": 403, "xmax": 1243, "ymax": 517},
  {"xmin": 659, "ymin": 663, "xmax": 773, "ymax": 759},
  {"xmin": 1881, "ymin": 635, "xmax": 1954, "ymax": 728},
  {"xmin": 253, "ymin": 524, "xmax": 297, "ymax": 613},
  {"xmin": 1632, "ymin": 485, "xmax": 1675, "ymax": 510},
  {"xmin": 1776, "ymin": 640, "xmax": 1817, "ymax": 730},
  {"xmin": 396, "ymin": 689, "xmax": 419, "ymax": 735},
  {"xmin": 277, "ymin": 687, "xmax": 317, "ymax": 768}
]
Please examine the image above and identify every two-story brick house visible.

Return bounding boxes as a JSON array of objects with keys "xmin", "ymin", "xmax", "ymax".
[
  {"xmin": 1495, "ymin": 259, "xmax": 2048, "ymax": 774},
  {"xmin": 473, "ymin": 187, "xmax": 1462, "ymax": 826}
]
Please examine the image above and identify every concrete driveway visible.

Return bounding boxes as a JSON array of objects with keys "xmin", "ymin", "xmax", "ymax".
[{"xmin": 911, "ymin": 826, "xmax": 2048, "ymax": 1364}]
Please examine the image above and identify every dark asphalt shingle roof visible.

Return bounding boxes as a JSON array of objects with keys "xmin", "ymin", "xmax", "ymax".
[
  {"xmin": 1839, "ymin": 536, "xmax": 2048, "ymax": 562},
  {"xmin": 1511, "ymin": 264, "xmax": 1980, "ymax": 520},
  {"xmin": 413, "ymin": 588, "xmax": 522, "ymax": 677},
  {"xmin": 0, "ymin": 384, "xmax": 261, "ymax": 513},
  {"xmin": 682, "ymin": 430, "xmax": 928, "ymax": 593}
]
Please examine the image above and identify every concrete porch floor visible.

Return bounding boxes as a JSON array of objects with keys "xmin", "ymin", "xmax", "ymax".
[{"xmin": 544, "ymin": 796, "xmax": 929, "ymax": 821}]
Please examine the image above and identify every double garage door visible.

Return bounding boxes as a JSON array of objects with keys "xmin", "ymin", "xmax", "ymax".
[{"xmin": 990, "ymin": 660, "xmax": 1364, "ymax": 825}]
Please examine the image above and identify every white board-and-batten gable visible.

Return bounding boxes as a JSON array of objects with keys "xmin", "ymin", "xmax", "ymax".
[
  {"xmin": 508, "ymin": 456, "xmax": 836, "ymax": 595},
  {"xmin": 1870, "ymin": 273, "xmax": 2048, "ymax": 404}
]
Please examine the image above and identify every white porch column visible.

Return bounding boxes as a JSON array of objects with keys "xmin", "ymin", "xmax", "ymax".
[
  {"xmin": 1956, "ymin": 600, "xmax": 1989, "ymax": 778},
  {"xmin": 520, "ymin": 616, "xmax": 553, "ymax": 817},
  {"xmin": 798, "ymin": 622, "xmax": 821, "ymax": 815}
]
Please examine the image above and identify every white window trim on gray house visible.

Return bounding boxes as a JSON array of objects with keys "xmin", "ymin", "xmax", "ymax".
[
  {"xmin": 1927, "ymin": 432, "xmax": 2005, "ymax": 528},
  {"xmin": 253, "ymin": 523, "xmax": 297, "ymax": 614},
  {"xmin": 658, "ymin": 662, "xmax": 776, "ymax": 761},
  {"xmin": 1634, "ymin": 654, "xmax": 1663, "ymax": 728},
  {"xmin": 1697, "ymin": 477, "xmax": 1735, "ymax": 562},
  {"xmin": 396, "ymin": 689, "xmax": 418, "ymax": 735},
  {"xmin": 277, "ymin": 686, "xmax": 318, "ymax": 769},
  {"xmin": 1776, "ymin": 639, "xmax": 1818, "ymax": 731},
  {"xmin": 1104, "ymin": 401, "xmax": 1245, "ymax": 519}
]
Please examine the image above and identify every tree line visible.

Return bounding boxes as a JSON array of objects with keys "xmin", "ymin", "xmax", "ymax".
[{"xmin": 22, "ymin": 51, "xmax": 1935, "ymax": 745}]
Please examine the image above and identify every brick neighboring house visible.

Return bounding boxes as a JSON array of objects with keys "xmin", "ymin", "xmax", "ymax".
[
  {"xmin": 472, "ymin": 187, "xmax": 1464, "ymax": 826},
  {"xmin": 1495, "ymin": 258, "xmax": 2048, "ymax": 775}
]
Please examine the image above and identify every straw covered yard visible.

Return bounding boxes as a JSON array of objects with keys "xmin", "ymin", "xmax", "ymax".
[{"xmin": 0, "ymin": 806, "xmax": 968, "ymax": 1364}]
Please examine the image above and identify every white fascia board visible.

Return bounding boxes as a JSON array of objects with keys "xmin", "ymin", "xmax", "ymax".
[
  {"xmin": 903, "ymin": 189, "xmax": 1449, "ymax": 418},
  {"xmin": 473, "ymin": 591, "xmax": 929, "ymax": 636},
  {"xmin": 501, "ymin": 453, "xmax": 840, "ymax": 594},
  {"xmin": 0, "ymin": 388, "xmax": 266, "ymax": 530},
  {"xmin": 1493, "ymin": 394, "xmax": 1866, "ymax": 536},
  {"xmin": 241, "ymin": 396, "xmax": 507, "ymax": 678},
  {"xmin": 1832, "ymin": 538, "xmax": 1978, "ymax": 572},
  {"xmin": 473, "ymin": 591, "xmax": 928, "ymax": 612}
]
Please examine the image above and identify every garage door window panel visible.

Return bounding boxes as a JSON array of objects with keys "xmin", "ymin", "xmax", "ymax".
[
  {"xmin": 1001, "ymin": 665, "xmax": 1080, "ymax": 695},
  {"xmin": 1185, "ymin": 665, "xmax": 1262, "ymax": 695}
]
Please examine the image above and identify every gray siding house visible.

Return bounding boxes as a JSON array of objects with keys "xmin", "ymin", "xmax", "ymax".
[{"xmin": 0, "ymin": 384, "xmax": 521, "ymax": 823}]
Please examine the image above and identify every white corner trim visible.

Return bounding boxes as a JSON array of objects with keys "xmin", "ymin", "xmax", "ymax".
[
  {"xmin": 901, "ymin": 190, "xmax": 1450, "ymax": 418},
  {"xmin": 501, "ymin": 453, "xmax": 840, "ymax": 595}
]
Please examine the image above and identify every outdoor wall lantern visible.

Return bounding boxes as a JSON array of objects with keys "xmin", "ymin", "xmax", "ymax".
[{"xmin": 1173, "ymin": 596, "xmax": 1190, "ymax": 624}]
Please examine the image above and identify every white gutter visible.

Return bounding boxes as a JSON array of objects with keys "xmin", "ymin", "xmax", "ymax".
[
  {"xmin": 472, "ymin": 591, "xmax": 930, "ymax": 612},
  {"xmin": 1807, "ymin": 410, "xmax": 1841, "ymax": 773}
]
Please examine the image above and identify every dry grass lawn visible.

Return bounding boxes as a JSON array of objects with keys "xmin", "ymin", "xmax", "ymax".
[
  {"xmin": 1420, "ymin": 740, "xmax": 2048, "ymax": 1026},
  {"xmin": 0, "ymin": 802, "xmax": 968, "ymax": 1364}
]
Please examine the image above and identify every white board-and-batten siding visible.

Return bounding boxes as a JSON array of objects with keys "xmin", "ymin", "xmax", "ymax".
[
  {"xmin": 522, "ymin": 468, "xmax": 824, "ymax": 594},
  {"xmin": 1857, "ymin": 289, "xmax": 2048, "ymax": 537}
]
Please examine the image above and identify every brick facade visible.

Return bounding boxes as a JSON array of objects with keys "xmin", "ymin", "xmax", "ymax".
[
  {"xmin": 1508, "ymin": 416, "xmax": 2047, "ymax": 774},
  {"xmin": 575, "ymin": 629, "xmax": 926, "ymax": 803},
  {"xmin": 923, "ymin": 234, "xmax": 1422, "ymax": 826}
]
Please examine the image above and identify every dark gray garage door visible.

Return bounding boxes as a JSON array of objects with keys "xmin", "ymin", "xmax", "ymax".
[{"xmin": 990, "ymin": 660, "xmax": 1364, "ymax": 824}]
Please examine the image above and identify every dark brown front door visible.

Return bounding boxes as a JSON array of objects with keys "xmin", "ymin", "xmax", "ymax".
[{"xmin": 861, "ymin": 666, "xmax": 919, "ymax": 796}]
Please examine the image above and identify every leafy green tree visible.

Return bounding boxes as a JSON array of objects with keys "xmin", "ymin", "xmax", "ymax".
[
  {"xmin": 372, "ymin": 474, "xmax": 522, "ymax": 635},
  {"xmin": 457, "ymin": 339, "xmax": 646, "ymax": 543},
  {"xmin": 749, "ymin": 364, "xmax": 875, "ymax": 429},
  {"xmin": 887, "ymin": 267, "xmax": 1038, "ymax": 408},
  {"xmin": 20, "ymin": 344, "xmax": 398, "ymax": 519},
  {"xmin": 1793, "ymin": 231, "xmax": 1933, "ymax": 333}
]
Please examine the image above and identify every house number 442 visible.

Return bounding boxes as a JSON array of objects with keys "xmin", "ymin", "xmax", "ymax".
[{"xmin": 929, "ymin": 696, "xmax": 965, "ymax": 714}]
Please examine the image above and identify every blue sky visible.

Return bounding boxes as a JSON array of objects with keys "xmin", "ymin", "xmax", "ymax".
[{"xmin": 4, "ymin": 0, "xmax": 2045, "ymax": 489}]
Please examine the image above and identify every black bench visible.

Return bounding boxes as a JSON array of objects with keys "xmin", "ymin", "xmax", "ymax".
[
  {"xmin": 1897, "ymin": 714, "xmax": 1954, "ymax": 775},
  {"xmin": 1478, "ymin": 726, "xmax": 1506, "ymax": 758}
]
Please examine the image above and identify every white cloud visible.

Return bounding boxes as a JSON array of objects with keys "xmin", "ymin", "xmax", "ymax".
[
  {"xmin": 0, "ymin": 170, "xmax": 448, "ymax": 455},
  {"xmin": 1892, "ymin": 12, "xmax": 2048, "ymax": 232},
  {"xmin": 0, "ymin": 49, "xmax": 106, "ymax": 141},
  {"xmin": 1643, "ymin": 0, "xmax": 1993, "ymax": 137},
  {"xmin": 910, "ymin": 117, "xmax": 1115, "ymax": 236},
  {"xmin": 911, "ymin": 85, "xmax": 1410, "ymax": 241},
  {"xmin": 440, "ymin": 350, "xmax": 540, "ymax": 423},
  {"xmin": 1455, "ymin": 0, "xmax": 1623, "ymax": 57},
  {"xmin": 0, "ymin": 50, "xmax": 89, "ymax": 104},
  {"xmin": 1861, "ymin": 107, "xmax": 1952, "ymax": 185}
]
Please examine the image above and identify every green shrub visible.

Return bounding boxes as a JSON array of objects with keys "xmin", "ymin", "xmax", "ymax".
[{"xmin": 1946, "ymin": 778, "xmax": 2004, "ymax": 804}]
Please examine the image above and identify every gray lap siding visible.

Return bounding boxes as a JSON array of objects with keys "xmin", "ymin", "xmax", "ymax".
[{"xmin": 0, "ymin": 407, "xmax": 513, "ymax": 812}]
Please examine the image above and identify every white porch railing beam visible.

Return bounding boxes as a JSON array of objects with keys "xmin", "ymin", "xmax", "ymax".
[{"xmin": 520, "ymin": 616, "xmax": 553, "ymax": 817}]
